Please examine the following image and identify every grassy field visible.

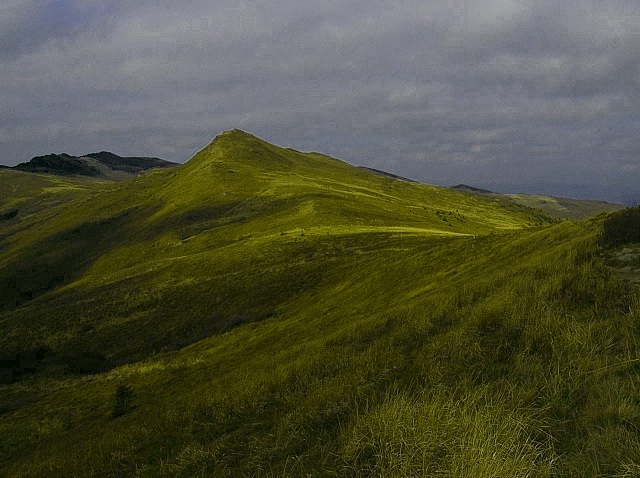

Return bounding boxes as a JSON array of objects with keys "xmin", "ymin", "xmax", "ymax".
[{"xmin": 1, "ymin": 130, "xmax": 639, "ymax": 476}]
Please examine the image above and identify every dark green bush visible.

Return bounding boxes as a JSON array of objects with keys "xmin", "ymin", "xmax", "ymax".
[
  {"xmin": 111, "ymin": 384, "xmax": 135, "ymax": 418},
  {"xmin": 601, "ymin": 207, "xmax": 640, "ymax": 247}
]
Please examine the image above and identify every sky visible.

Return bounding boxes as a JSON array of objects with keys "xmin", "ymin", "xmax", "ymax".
[{"xmin": 1, "ymin": 0, "xmax": 639, "ymax": 203}]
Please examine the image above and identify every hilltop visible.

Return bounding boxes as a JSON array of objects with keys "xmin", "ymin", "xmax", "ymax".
[{"xmin": 0, "ymin": 130, "xmax": 639, "ymax": 477}]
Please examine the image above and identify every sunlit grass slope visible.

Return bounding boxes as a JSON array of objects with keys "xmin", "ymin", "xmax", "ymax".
[
  {"xmin": 0, "ymin": 169, "xmax": 108, "ymax": 225},
  {"xmin": 0, "ymin": 129, "xmax": 547, "ymax": 361},
  {"xmin": 1, "ymin": 130, "xmax": 638, "ymax": 476}
]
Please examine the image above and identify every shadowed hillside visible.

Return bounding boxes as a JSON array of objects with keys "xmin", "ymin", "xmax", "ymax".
[{"xmin": 1, "ymin": 130, "xmax": 639, "ymax": 477}]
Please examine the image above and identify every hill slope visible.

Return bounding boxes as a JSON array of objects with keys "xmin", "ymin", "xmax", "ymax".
[
  {"xmin": 0, "ymin": 130, "xmax": 548, "ymax": 360},
  {"xmin": 1, "ymin": 130, "xmax": 639, "ymax": 477}
]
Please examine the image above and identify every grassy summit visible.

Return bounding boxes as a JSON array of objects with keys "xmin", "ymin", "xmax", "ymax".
[{"xmin": 1, "ymin": 130, "xmax": 639, "ymax": 476}]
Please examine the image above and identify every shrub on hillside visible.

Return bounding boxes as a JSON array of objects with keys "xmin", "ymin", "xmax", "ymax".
[
  {"xmin": 111, "ymin": 384, "xmax": 135, "ymax": 418},
  {"xmin": 600, "ymin": 207, "xmax": 640, "ymax": 247}
]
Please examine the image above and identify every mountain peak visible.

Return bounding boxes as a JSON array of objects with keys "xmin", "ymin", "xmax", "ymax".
[
  {"xmin": 185, "ymin": 129, "xmax": 293, "ymax": 173},
  {"xmin": 226, "ymin": 128, "xmax": 251, "ymax": 135},
  {"xmin": 215, "ymin": 128, "xmax": 257, "ymax": 141}
]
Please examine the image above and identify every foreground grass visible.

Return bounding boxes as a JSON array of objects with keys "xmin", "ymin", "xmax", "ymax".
[{"xmin": 2, "ymin": 219, "xmax": 639, "ymax": 477}]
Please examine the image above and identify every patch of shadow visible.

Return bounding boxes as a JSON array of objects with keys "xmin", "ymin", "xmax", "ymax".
[
  {"xmin": 164, "ymin": 312, "xmax": 276, "ymax": 353},
  {"xmin": 0, "ymin": 204, "xmax": 160, "ymax": 311},
  {"xmin": 0, "ymin": 346, "xmax": 114, "ymax": 384},
  {"xmin": 63, "ymin": 351, "xmax": 112, "ymax": 375},
  {"xmin": 600, "ymin": 207, "xmax": 640, "ymax": 287},
  {"xmin": 84, "ymin": 241, "xmax": 326, "ymax": 362},
  {"xmin": 0, "ymin": 209, "xmax": 18, "ymax": 221},
  {"xmin": 0, "ymin": 346, "xmax": 50, "ymax": 384},
  {"xmin": 146, "ymin": 197, "xmax": 303, "ymax": 241}
]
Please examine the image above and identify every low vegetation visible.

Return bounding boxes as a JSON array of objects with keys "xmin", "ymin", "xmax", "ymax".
[
  {"xmin": 601, "ymin": 206, "xmax": 640, "ymax": 247},
  {"xmin": 0, "ymin": 130, "xmax": 638, "ymax": 476}
]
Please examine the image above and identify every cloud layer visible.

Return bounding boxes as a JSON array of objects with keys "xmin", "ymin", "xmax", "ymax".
[{"xmin": 1, "ymin": 0, "xmax": 639, "ymax": 201}]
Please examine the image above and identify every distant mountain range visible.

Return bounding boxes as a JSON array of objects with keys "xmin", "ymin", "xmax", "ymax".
[
  {"xmin": 451, "ymin": 184, "xmax": 495, "ymax": 194},
  {"xmin": 1, "ymin": 148, "xmax": 627, "ymax": 220},
  {"xmin": 358, "ymin": 166, "xmax": 418, "ymax": 183},
  {"xmin": 4, "ymin": 151, "xmax": 178, "ymax": 179},
  {"xmin": 451, "ymin": 183, "xmax": 624, "ymax": 220}
]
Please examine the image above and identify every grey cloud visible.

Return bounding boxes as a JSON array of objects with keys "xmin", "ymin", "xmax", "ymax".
[
  {"xmin": 0, "ymin": 0, "xmax": 121, "ymax": 60},
  {"xmin": 0, "ymin": 0, "xmax": 639, "ymax": 202},
  {"xmin": 0, "ymin": 1, "xmax": 69, "ymax": 60}
]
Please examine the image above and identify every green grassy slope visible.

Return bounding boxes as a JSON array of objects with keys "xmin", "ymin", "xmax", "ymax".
[
  {"xmin": 1, "ymin": 130, "xmax": 638, "ymax": 476},
  {"xmin": 0, "ymin": 130, "xmax": 548, "ymax": 361},
  {"xmin": 0, "ymin": 169, "xmax": 107, "ymax": 219}
]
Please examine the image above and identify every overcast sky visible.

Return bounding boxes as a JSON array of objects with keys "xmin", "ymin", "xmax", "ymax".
[{"xmin": 1, "ymin": 1, "xmax": 639, "ymax": 202}]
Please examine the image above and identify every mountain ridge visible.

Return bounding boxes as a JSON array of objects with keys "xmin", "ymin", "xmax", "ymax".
[
  {"xmin": 3, "ymin": 128, "xmax": 628, "ymax": 213},
  {"xmin": 11, "ymin": 151, "xmax": 178, "ymax": 179},
  {"xmin": 0, "ymin": 129, "xmax": 552, "ymax": 357},
  {"xmin": 451, "ymin": 182, "xmax": 624, "ymax": 219}
]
